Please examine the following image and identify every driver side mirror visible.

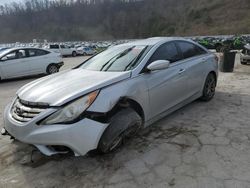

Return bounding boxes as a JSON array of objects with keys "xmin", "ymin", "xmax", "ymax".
[{"xmin": 147, "ymin": 60, "xmax": 170, "ymax": 71}]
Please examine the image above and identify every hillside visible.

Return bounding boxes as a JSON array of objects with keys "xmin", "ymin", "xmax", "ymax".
[{"xmin": 0, "ymin": 0, "xmax": 249, "ymax": 43}]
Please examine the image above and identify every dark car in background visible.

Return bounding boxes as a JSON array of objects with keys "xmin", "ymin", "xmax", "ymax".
[
  {"xmin": 196, "ymin": 35, "xmax": 250, "ymax": 52},
  {"xmin": 195, "ymin": 37, "xmax": 223, "ymax": 52},
  {"xmin": 221, "ymin": 35, "xmax": 249, "ymax": 51}
]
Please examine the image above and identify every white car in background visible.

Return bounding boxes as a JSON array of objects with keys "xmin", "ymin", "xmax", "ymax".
[
  {"xmin": 240, "ymin": 44, "xmax": 250, "ymax": 65},
  {"xmin": 0, "ymin": 47, "xmax": 63, "ymax": 80},
  {"xmin": 76, "ymin": 46, "xmax": 96, "ymax": 56},
  {"xmin": 48, "ymin": 44, "xmax": 77, "ymax": 57}
]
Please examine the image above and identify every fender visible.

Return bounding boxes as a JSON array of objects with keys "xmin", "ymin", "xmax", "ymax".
[{"xmin": 87, "ymin": 76, "xmax": 150, "ymax": 122}]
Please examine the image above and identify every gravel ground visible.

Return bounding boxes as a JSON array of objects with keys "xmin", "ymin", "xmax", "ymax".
[{"xmin": 0, "ymin": 55, "xmax": 250, "ymax": 188}]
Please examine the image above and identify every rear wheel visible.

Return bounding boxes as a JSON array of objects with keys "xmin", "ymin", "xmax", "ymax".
[
  {"xmin": 47, "ymin": 64, "xmax": 59, "ymax": 74},
  {"xmin": 241, "ymin": 61, "xmax": 247, "ymax": 65},
  {"xmin": 98, "ymin": 108, "xmax": 142, "ymax": 153},
  {"xmin": 200, "ymin": 73, "xmax": 216, "ymax": 101}
]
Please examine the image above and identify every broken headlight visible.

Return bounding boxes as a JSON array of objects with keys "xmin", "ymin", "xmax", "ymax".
[{"xmin": 40, "ymin": 90, "xmax": 99, "ymax": 125}]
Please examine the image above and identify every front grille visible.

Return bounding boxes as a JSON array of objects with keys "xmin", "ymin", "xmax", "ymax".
[{"xmin": 11, "ymin": 98, "xmax": 48, "ymax": 123}]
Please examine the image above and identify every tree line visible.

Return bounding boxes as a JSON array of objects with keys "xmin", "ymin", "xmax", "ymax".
[{"xmin": 0, "ymin": 0, "xmax": 249, "ymax": 43}]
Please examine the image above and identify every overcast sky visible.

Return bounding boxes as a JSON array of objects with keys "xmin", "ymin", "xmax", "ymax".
[{"xmin": 0, "ymin": 0, "xmax": 23, "ymax": 5}]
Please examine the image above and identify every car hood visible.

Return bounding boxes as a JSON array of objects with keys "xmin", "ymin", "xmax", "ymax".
[
  {"xmin": 17, "ymin": 69, "xmax": 131, "ymax": 106},
  {"xmin": 244, "ymin": 44, "xmax": 250, "ymax": 50}
]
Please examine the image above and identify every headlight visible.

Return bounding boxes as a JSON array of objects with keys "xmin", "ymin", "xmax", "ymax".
[{"xmin": 40, "ymin": 90, "xmax": 99, "ymax": 125}]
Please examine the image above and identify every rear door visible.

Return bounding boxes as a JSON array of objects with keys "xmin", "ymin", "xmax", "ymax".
[
  {"xmin": 175, "ymin": 41, "xmax": 208, "ymax": 97},
  {"xmin": 60, "ymin": 45, "xmax": 71, "ymax": 56},
  {"xmin": 0, "ymin": 49, "xmax": 31, "ymax": 79},
  {"xmin": 65, "ymin": 45, "xmax": 73, "ymax": 55},
  {"xmin": 142, "ymin": 42, "xmax": 189, "ymax": 119},
  {"xmin": 49, "ymin": 44, "xmax": 60, "ymax": 54},
  {"xmin": 26, "ymin": 49, "xmax": 51, "ymax": 74}
]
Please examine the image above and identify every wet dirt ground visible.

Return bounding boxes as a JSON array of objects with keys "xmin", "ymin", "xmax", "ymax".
[{"xmin": 0, "ymin": 55, "xmax": 250, "ymax": 188}]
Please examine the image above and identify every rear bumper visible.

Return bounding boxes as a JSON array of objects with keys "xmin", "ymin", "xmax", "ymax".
[
  {"xmin": 76, "ymin": 50, "xmax": 84, "ymax": 55},
  {"xmin": 57, "ymin": 62, "xmax": 64, "ymax": 68},
  {"xmin": 3, "ymin": 104, "xmax": 108, "ymax": 156},
  {"xmin": 240, "ymin": 57, "xmax": 250, "ymax": 64}
]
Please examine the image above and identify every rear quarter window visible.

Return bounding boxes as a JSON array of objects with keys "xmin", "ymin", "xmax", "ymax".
[
  {"xmin": 28, "ymin": 49, "xmax": 50, "ymax": 57},
  {"xmin": 50, "ymin": 45, "xmax": 59, "ymax": 49},
  {"xmin": 37, "ymin": 49, "xmax": 50, "ymax": 56}
]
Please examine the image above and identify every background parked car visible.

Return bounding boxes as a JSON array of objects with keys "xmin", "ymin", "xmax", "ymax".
[
  {"xmin": 221, "ymin": 35, "xmax": 249, "ymax": 51},
  {"xmin": 0, "ymin": 47, "xmax": 63, "ymax": 80},
  {"xmin": 76, "ymin": 46, "xmax": 96, "ymax": 56},
  {"xmin": 196, "ymin": 37, "xmax": 216, "ymax": 49},
  {"xmin": 241, "ymin": 44, "xmax": 250, "ymax": 65},
  {"xmin": 195, "ymin": 37, "xmax": 223, "ymax": 52},
  {"xmin": 0, "ymin": 47, "xmax": 9, "ymax": 52},
  {"xmin": 47, "ymin": 44, "xmax": 77, "ymax": 57},
  {"xmin": 231, "ymin": 36, "xmax": 248, "ymax": 50}
]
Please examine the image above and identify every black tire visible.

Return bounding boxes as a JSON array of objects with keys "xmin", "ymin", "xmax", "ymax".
[
  {"xmin": 72, "ymin": 51, "xmax": 77, "ymax": 57},
  {"xmin": 241, "ymin": 61, "xmax": 247, "ymax": 65},
  {"xmin": 83, "ymin": 52, "xmax": 87, "ymax": 56},
  {"xmin": 200, "ymin": 73, "xmax": 216, "ymax": 101},
  {"xmin": 47, "ymin": 64, "xmax": 59, "ymax": 74},
  {"xmin": 98, "ymin": 108, "xmax": 142, "ymax": 153}
]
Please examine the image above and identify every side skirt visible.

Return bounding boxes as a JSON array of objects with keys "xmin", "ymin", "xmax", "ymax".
[{"xmin": 144, "ymin": 92, "xmax": 201, "ymax": 127}]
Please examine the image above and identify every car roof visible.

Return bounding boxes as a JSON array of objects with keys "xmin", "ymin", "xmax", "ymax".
[
  {"xmin": 119, "ymin": 37, "xmax": 191, "ymax": 46},
  {"xmin": 0, "ymin": 47, "xmax": 50, "ymax": 57},
  {"xmin": 8, "ymin": 47, "xmax": 44, "ymax": 50}
]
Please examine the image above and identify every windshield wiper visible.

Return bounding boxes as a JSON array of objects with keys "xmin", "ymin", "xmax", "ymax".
[
  {"xmin": 100, "ymin": 56, "xmax": 117, "ymax": 71},
  {"xmin": 102, "ymin": 46, "xmax": 135, "ymax": 71},
  {"xmin": 124, "ymin": 46, "xmax": 148, "ymax": 71}
]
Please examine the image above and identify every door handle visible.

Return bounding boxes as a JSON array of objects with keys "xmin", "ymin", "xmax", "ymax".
[{"xmin": 178, "ymin": 68, "xmax": 186, "ymax": 74}]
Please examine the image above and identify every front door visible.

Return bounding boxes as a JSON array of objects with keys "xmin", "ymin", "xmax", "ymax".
[
  {"xmin": 0, "ymin": 49, "xmax": 31, "ymax": 79},
  {"xmin": 142, "ymin": 42, "xmax": 189, "ymax": 119}
]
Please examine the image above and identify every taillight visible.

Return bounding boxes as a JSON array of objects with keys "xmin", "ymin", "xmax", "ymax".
[
  {"xmin": 213, "ymin": 54, "xmax": 220, "ymax": 69},
  {"xmin": 214, "ymin": 54, "xmax": 219, "ymax": 62}
]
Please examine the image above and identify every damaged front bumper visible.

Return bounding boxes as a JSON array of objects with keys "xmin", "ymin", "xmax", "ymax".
[{"xmin": 3, "ymin": 104, "xmax": 108, "ymax": 156}]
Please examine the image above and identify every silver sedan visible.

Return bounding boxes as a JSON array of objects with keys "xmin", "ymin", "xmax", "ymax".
[{"xmin": 2, "ymin": 37, "xmax": 218, "ymax": 156}]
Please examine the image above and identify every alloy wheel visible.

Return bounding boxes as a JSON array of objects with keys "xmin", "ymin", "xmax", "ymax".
[{"xmin": 205, "ymin": 76, "xmax": 216, "ymax": 98}]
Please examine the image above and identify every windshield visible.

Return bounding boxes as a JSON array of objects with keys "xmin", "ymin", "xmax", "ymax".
[
  {"xmin": 0, "ymin": 48, "xmax": 12, "ymax": 58},
  {"xmin": 80, "ymin": 45, "xmax": 148, "ymax": 72}
]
